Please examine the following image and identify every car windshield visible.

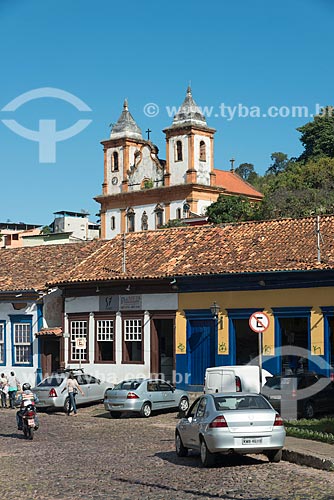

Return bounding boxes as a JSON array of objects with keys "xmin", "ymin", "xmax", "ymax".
[
  {"xmin": 37, "ymin": 375, "xmax": 65, "ymax": 387},
  {"xmin": 214, "ymin": 395, "xmax": 272, "ymax": 411},
  {"xmin": 113, "ymin": 380, "xmax": 142, "ymax": 391},
  {"xmin": 264, "ymin": 377, "xmax": 283, "ymax": 390}
]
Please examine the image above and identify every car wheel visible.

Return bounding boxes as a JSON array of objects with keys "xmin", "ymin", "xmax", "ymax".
[
  {"xmin": 304, "ymin": 401, "xmax": 315, "ymax": 419},
  {"xmin": 178, "ymin": 397, "xmax": 189, "ymax": 414},
  {"xmin": 175, "ymin": 431, "xmax": 188, "ymax": 457},
  {"xmin": 140, "ymin": 402, "xmax": 152, "ymax": 418},
  {"xmin": 109, "ymin": 411, "xmax": 122, "ymax": 419},
  {"xmin": 266, "ymin": 449, "xmax": 282, "ymax": 463},
  {"xmin": 200, "ymin": 437, "xmax": 216, "ymax": 467},
  {"xmin": 63, "ymin": 397, "xmax": 70, "ymax": 413}
]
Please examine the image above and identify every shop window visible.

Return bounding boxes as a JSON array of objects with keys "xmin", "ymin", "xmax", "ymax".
[
  {"xmin": 69, "ymin": 317, "xmax": 88, "ymax": 363},
  {"xmin": 123, "ymin": 318, "xmax": 143, "ymax": 363},
  {"xmin": 96, "ymin": 319, "xmax": 114, "ymax": 362}
]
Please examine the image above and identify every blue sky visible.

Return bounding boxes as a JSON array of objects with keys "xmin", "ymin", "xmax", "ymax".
[{"xmin": 0, "ymin": 0, "xmax": 333, "ymax": 225}]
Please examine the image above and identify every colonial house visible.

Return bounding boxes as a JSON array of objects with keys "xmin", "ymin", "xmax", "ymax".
[
  {"xmin": 95, "ymin": 87, "xmax": 263, "ymax": 239},
  {"xmin": 51, "ymin": 215, "xmax": 334, "ymax": 391},
  {"xmin": 0, "ymin": 241, "xmax": 104, "ymax": 385}
]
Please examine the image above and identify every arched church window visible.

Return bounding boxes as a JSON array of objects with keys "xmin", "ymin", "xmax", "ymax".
[
  {"xmin": 154, "ymin": 204, "xmax": 164, "ymax": 228},
  {"xmin": 199, "ymin": 140, "xmax": 206, "ymax": 161},
  {"xmin": 111, "ymin": 216, "xmax": 116, "ymax": 230},
  {"xmin": 113, "ymin": 152, "xmax": 119, "ymax": 171},
  {"xmin": 176, "ymin": 141, "xmax": 183, "ymax": 162},
  {"xmin": 126, "ymin": 207, "xmax": 135, "ymax": 232}
]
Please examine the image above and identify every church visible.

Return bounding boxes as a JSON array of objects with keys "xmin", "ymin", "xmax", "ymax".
[{"xmin": 95, "ymin": 87, "xmax": 263, "ymax": 239}]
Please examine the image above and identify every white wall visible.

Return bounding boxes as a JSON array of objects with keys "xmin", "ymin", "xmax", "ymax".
[{"xmin": 169, "ymin": 135, "xmax": 188, "ymax": 185}]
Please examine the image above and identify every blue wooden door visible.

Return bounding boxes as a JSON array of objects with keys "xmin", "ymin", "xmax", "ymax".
[{"xmin": 188, "ymin": 320, "xmax": 215, "ymax": 386}]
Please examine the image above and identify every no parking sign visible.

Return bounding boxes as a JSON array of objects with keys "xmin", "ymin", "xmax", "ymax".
[{"xmin": 249, "ymin": 311, "xmax": 270, "ymax": 333}]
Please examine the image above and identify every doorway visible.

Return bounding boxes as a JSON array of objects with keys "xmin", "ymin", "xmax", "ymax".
[
  {"xmin": 151, "ymin": 318, "xmax": 174, "ymax": 383},
  {"xmin": 234, "ymin": 319, "xmax": 258, "ymax": 365},
  {"xmin": 279, "ymin": 317, "xmax": 309, "ymax": 374},
  {"xmin": 40, "ymin": 337, "xmax": 61, "ymax": 377}
]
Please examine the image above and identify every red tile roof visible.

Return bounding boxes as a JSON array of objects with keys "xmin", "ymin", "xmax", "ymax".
[
  {"xmin": 36, "ymin": 327, "xmax": 63, "ymax": 337},
  {"xmin": 53, "ymin": 215, "xmax": 334, "ymax": 285},
  {"xmin": 0, "ymin": 241, "xmax": 106, "ymax": 292},
  {"xmin": 214, "ymin": 169, "xmax": 263, "ymax": 199}
]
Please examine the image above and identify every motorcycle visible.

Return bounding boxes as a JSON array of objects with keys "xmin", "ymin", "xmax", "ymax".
[{"xmin": 21, "ymin": 403, "xmax": 38, "ymax": 440}]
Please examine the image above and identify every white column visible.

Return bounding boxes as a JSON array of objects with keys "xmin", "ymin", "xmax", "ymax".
[
  {"xmin": 115, "ymin": 311, "xmax": 122, "ymax": 365},
  {"xmin": 143, "ymin": 310, "xmax": 151, "ymax": 368},
  {"xmin": 89, "ymin": 312, "xmax": 95, "ymax": 367},
  {"xmin": 64, "ymin": 313, "xmax": 69, "ymax": 367}
]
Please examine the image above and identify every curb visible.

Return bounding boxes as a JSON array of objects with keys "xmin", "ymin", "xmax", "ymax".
[{"xmin": 282, "ymin": 448, "xmax": 334, "ymax": 471}]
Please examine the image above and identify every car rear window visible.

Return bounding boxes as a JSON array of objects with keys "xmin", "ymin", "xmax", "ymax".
[
  {"xmin": 113, "ymin": 380, "xmax": 142, "ymax": 391},
  {"xmin": 214, "ymin": 395, "xmax": 272, "ymax": 411},
  {"xmin": 37, "ymin": 375, "xmax": 65, "ymax": 387}
]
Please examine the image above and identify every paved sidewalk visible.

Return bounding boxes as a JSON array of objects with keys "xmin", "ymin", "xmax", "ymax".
[{"xmin": 283, "ymin": 436, "xmax": 334, "ymax": 471}]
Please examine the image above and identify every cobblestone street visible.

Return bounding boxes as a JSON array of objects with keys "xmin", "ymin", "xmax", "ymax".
[{"xmin": 1, "ymin": 405, "xmax": 334, "ymax": 500}]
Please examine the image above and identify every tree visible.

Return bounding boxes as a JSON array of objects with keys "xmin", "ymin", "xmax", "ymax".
[
  {"xmin": 206, "ymin": 195, "xmax": 261, "ymax": 224},
  {"xmin": 40, "ymin": 225, "xmax": 52, "ymax": 235},
  {"xmin": 265, "ymin": 152, "xmax": 290, "ymax": 176},
  {"xmin": 297, "ymin": 107, "xmax": 334, "ymax": 161}
]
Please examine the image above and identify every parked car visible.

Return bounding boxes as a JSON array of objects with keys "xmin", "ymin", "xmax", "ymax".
[
  {"xmin": 204, "ymin": 365, "xmax": 273, "ymax": 394},
  {"xmin": 175, "ymin": 393, "xmax": 286, "ymax": 467},
  {"xmin": 33, "ymin": 369, "xmax": 111, "ymax": 412},
  {"xmin": 104, "ymin": 378, "xmax": 189, "ymax": 418},
  {"xmin": 262, "ymin": 372, "xmax": 334, "ymax": 419}
]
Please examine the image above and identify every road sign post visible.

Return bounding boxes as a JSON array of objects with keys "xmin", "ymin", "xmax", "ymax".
[
  {"xmin": 75, "ymin": 338, "xmax": 86, "ymax": 370},
  {"xmin": 249, "ymin": 311, "xmax": 270, "ymax": 391}
]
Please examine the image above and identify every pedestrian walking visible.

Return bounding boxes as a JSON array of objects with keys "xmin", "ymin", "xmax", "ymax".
[
  {"xmin": 7, "ymin": 371, "xmax": 20, "ymax": 409},
  {"xmin": 61, "ymin": 372, "xmax": 84, "ymax": 416},
  {"xmin": 0, "ymin": 373, "xmax": 8, "ymax": 408}
]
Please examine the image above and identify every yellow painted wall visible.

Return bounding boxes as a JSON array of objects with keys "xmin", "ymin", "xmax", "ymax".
[{"xmin": 177, "ymin": 287, "xmax": 332, "ymax": 356}]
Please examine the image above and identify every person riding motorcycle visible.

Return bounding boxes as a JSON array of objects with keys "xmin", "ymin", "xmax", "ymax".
[{"xmin": 16, "ymin": 383, "xmax": 39, "ymax": 431}]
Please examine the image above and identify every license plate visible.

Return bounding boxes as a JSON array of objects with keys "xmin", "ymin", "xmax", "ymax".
[
  {"xmin": 242, "ymin": 438, "xmax": 262, "ymax": 445},
  {"xmin": 28, "ymin": 419, "xmax": 35, "ymax": 426}
]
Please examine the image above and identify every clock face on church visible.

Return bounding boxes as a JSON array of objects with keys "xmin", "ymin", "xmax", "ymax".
[{"xmin": 112, "ymin": 176, "xmax": 118, "ymax": 185}]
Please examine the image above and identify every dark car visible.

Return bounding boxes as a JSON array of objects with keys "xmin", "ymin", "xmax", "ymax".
[{"xmin": 262, "ymin": 372, "xmax": 334, "ymax": 419}]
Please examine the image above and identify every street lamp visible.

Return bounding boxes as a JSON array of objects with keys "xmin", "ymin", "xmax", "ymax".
[{"xmin": 210, "ymin": 301, "xmax": 220, "ymax": 318}]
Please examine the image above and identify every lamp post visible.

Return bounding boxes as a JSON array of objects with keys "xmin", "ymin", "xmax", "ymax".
[{"xmin": 210, "ymin": 301, "xmax": 220, "ymax": 319}]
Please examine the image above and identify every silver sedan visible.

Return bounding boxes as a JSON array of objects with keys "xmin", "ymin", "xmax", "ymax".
[
  {"xmin": 104, "ymin": 379, "xmax": 189, "ymax": 418},
  {"xmin": 175, "ymin": 393, "xmax": 286, "ymax": 467}
]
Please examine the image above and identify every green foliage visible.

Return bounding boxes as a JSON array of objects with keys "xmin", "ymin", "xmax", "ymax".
[
  {"xmin": 40, "ymin": 225, "xmax": 52, "ymax": 235},
  {"xmin": 297, "ymin": 107, "xmax": 334, "ymax": 161},
  {"xmin": 142, "ymin": 178, "xmax": 154, "ymax": 189},
  {"xmin": 159, "ymin": 219, "xmax": 187, "ymax": 228},
  {"xmin": 206, "ymin": 195, "xmax": 261, "ymax": 223},
  {"xmin": 285, "ymin": 417, "xmax": 334, "ymax": 444}
]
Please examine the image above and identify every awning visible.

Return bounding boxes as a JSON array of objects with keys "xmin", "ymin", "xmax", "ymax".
[{"xmin": 36, "ymin": 327, "xmax": 63, "ymax": 337}]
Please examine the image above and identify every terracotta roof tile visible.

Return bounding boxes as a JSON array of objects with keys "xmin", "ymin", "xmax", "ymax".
[
  {"xmin": 0, "ymin": 240, "xmax": 106, "ymax": 292},
  {"xmin": 54, "ymin": 215, "xmax": 334, "ymax": 284},
  {"xmin": 214, "ymin": 169, "xmax": 263, "ymax": 199}
]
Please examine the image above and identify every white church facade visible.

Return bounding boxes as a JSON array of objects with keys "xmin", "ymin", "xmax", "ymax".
[{"xmin": 96, "ymin": 88, "xmax": 263, "ymax": 239}]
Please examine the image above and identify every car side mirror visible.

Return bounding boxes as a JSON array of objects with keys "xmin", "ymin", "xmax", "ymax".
[{"xmin": 187, "ymin": 416, "xmax": 193, "ymax": 423}]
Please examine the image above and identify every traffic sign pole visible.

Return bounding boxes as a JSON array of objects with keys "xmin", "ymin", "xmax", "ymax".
[{"xmin": 249, "ymin": 311, "xmax": 270, "ymax": 393}]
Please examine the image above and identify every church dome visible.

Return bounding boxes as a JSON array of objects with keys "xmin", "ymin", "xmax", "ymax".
[
  {"xmin": 110, "ymin": 99, "xmax": 143, "ymax": 140},
  {"xmin": 171, "ymin": 86, "xmax": 208, "ymax": 128}
]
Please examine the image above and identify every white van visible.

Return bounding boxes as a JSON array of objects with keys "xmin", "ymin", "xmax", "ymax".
[{"xmin": 204, "ymin": 365, "xmax": 273, "ymax": 394}]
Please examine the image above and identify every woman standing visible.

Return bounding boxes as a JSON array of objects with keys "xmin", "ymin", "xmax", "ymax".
[{"xmin": 62, "ymin": 373, "xmax": 84, "ymax": 416}]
